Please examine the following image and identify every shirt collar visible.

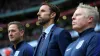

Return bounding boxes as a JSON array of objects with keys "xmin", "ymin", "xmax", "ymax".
[
  {"xmin": 79, "ymin": 28, "xmax": 94, "ymax": 37},
  {"xmin": 11, "ymin": 41, "xmax": 24, "ymax": 51},
  {"xmin": 43, "ymin": 24, "xmax": 54, "ymax": 34}
]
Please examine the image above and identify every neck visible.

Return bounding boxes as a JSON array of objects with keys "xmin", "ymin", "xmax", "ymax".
[
  {"xmin": 43, "ymin": 21, "xmax": 54, "ymax": 30},
  {"xmin": 13, "ymin": 38, "xmax": 23, "ymax": 49},
  {"xmin": 78, "ymin": 26, "xmax": 94, "ymax": 33}
]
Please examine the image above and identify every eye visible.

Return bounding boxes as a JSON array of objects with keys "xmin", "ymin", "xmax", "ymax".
[
  {"xmin": 8, "ymin": 30, "xmax": 10, "ymax": 33},
  {"xmin": 12, "ymin": 30, "xmax": 16, "ymax": 32},
  {"xmin": 8, "ymin": 30, "xmax": 16, "ymax": 33},
  {"xmin": 75, "ymin": 14, "xmax": 81, "ymax": 16},
  {"xmin": 41, "ymin": 9, "xmax": 45, "ymax": 12}
]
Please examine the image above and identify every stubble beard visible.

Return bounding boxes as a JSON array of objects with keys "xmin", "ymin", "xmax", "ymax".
[{"xmin": 38, "ymin": 18, "xmax": 50, "ymax": 26}]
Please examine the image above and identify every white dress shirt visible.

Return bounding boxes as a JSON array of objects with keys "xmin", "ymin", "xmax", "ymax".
[{"xmin": 43, "ymin": 24, "xmax": 54, "ymax": 39}]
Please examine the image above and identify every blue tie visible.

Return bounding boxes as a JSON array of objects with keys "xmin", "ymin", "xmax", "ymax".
[
  {"xmin": 36, "ymin": 32, "xmax": 46, "ymax": 56},
  {"xmin": 41, "ymin": 32, "xmax": 46, "ymax": 43}
]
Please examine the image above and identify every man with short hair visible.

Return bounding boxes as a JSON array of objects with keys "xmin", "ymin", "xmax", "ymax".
[
  {"xmin": 34, "ymin": 2, "xmax": 72, "ymax": 56},
  {"xmin": 8, "ymin": 21, "xmax": 34, "ymax": 56}
]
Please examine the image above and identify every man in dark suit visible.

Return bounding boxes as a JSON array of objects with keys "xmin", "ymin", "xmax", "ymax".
[
  {"xmin": 34, "ymin": 2, "xmax": 72, "ymax": 56},
  {"xmin": 64, "ymin": 3, "xmax": 100, "ymax": 56}
]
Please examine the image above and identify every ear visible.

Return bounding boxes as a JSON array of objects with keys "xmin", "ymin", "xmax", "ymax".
[
  {"xmin": 88, "ymin": 16, "xmax": 93, "ymax": 23},
  {"xmin": 50, "ymin": 12, "xmax": 56, "ymax": 19},
  {"xmin": 20, "ymin": 30, "xmax": 24, "ymax": 36}
]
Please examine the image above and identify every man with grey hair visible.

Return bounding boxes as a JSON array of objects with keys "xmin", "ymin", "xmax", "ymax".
[{"xmin": 64, "ymin": 3, "xmax": 100, "ymax": 56}]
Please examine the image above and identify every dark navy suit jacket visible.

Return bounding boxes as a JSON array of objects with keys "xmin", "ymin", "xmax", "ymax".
[
  {"xmin": 64, "ymin": 28, "xmax": 100, "ymax": 56},
  {"xmin": 34, "ymin": 25, "xmax": 72, "ymax": 56}
]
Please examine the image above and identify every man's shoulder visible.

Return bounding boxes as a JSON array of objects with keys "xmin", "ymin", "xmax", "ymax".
[
  {"xmin": 54, "ymin": 26, "xmax": 65, "ymax": 31},
  {"xmin": 94, "ymin": 32, "xmax": 100, "ymax": 39},
  {"xmin": 22, "ymin": 42, "xmax": 33, "ymax": 48},
  {"xmin": 19, "ymin": 41, "xmax": 33, "ymax": 51},
  {"xmin": 54, "ymin": 26, "xmax": 69, "ymax": 32},
  {"xmin": 18, "ymin": 41, "xmax": 33, "ymax": 50},
  {"xmin": 90, "ymin": 32, "xmax": 100, "ymax": 39},
  {"xmin": 52, "ymin": 27, "xmax": 71, "ymax": 37}
]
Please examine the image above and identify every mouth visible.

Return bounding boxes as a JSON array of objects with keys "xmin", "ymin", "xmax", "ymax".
[
  {"xmin": 72, "ymin": 22, "xmax": 76, "ymax": 25},
  {"xmin": 38, "ymin": 18, "xmax": 42, "ymax": 21},
  {"xmin": 38, "ymin": 17, "xmax": 42, "ymax": 21},
  {"xmin": 9, "ymin": 36, "xmax": 14, "ymax": 39},
  {"xmin": 38, "ymin": 16, "xmax": 41, "ymax": 19}
]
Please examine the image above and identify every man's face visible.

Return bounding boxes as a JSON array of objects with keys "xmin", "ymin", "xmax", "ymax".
[
  {"xmin": 8, "ymin": 24, "xmax": 23, "ymax": 43},
  {"xmin": 37, "ymin": 5, "xmax": 52, "ymax": 25},
  {"xmin": 72, "ymin": 8, "xmax": 89, "ymax": 32}
]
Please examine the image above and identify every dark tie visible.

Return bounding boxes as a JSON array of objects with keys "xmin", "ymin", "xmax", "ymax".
[
  {"xmin": 40, "ymin": 32, "xmax": 46, "ymax": 43},
  {"xmin": 36, "ymin": 32, "xmax": 46, "ymax": 56}
]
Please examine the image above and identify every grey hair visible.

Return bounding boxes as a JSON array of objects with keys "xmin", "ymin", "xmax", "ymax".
[{"xmin": 77, "ymin": 3, "xmax": 99, "ymax": 25}]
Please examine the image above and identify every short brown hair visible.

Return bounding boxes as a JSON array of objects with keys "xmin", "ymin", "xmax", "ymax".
[{"xmin": 8, "ymin": 21, "xmax": 25, "ymax": 31}]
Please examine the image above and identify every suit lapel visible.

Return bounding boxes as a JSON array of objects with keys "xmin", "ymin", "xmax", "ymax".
[
  {"xmin": 42, "ymin": 25, "xmax": 57, "ymax": 56},
  {"xmin": 34, "ymin": 34, "xmax": 43, "ymax": 56},
  {"xmin": 34, "ymin": 25, "xmax": 57, "ymax": 56}
]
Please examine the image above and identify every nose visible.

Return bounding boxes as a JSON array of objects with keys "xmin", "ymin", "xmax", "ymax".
[
  {"xmin": 72, "ymin": 15, "xmax": 75, "ymax": 20},
  {"xmin": 8, "ymin": 31, "xmax": 12, "ymax": 36},
  {"xmin": 37, "ymin": 12, "xmax": 40, "ymax": 16}
]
